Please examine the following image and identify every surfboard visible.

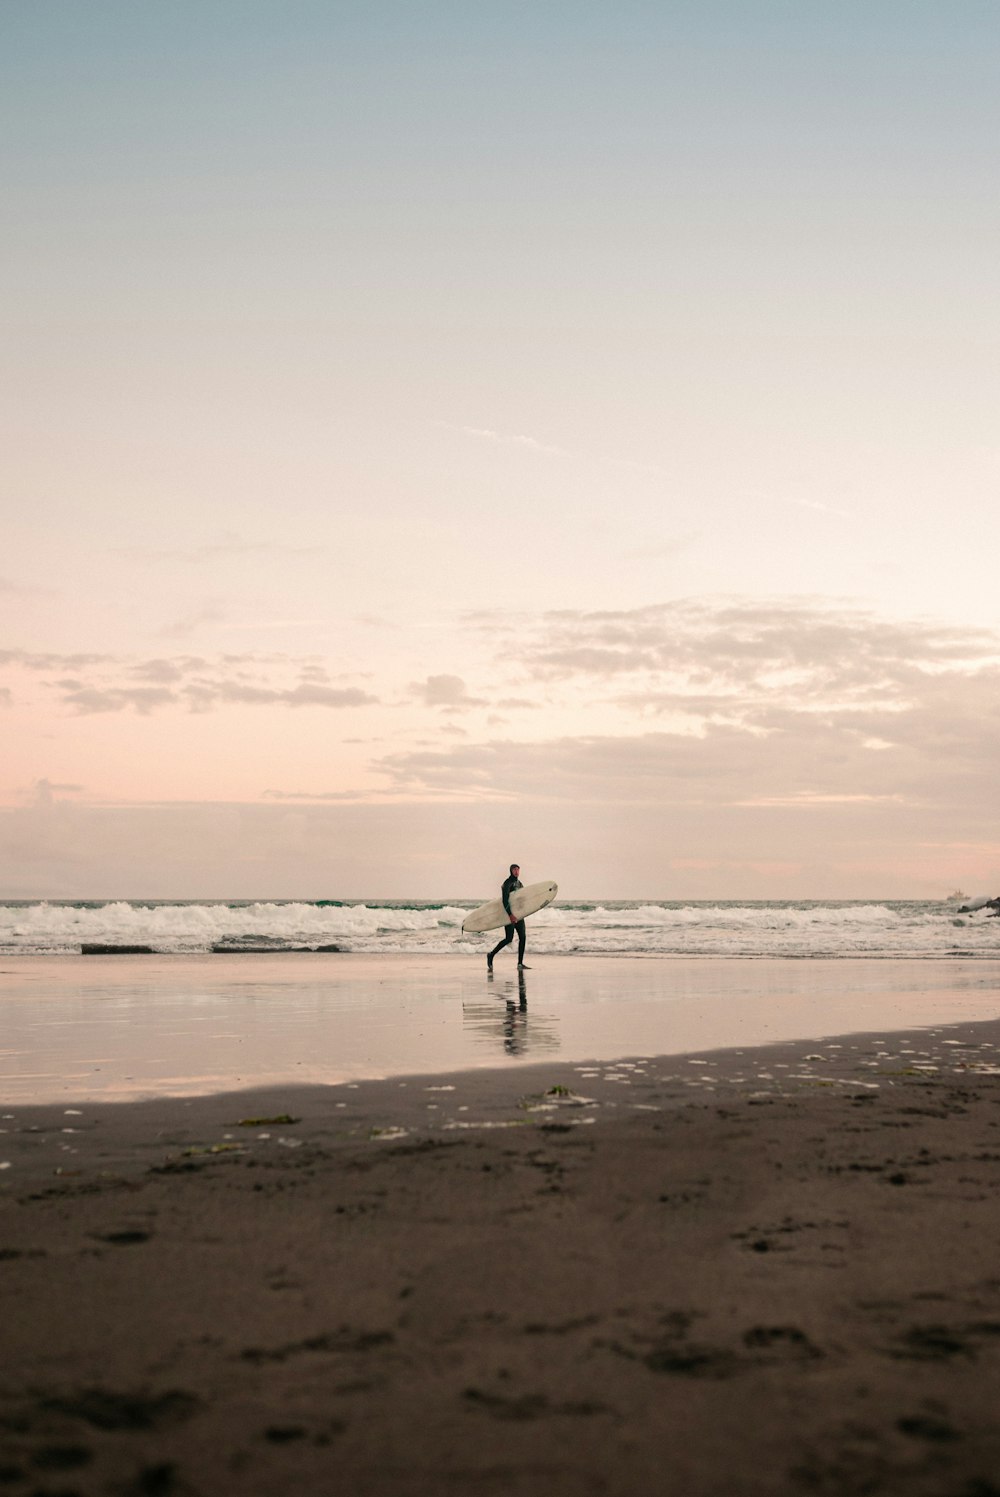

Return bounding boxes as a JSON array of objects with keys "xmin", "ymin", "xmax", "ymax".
[
  {"xmin": 462, "ymin": 880, "xmax": 558, "ymax": 934},
  {"xmin": 957, "ymin": 894, "xmax": 993, "ymax": 913}
]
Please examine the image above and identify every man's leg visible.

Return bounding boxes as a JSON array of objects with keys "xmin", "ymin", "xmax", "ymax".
[
  {"xmin": 488, "ymin": 924, "xmax": 515, "ymax": 969},
  {"xmin": 516, "ymin": 919, "xmax": 526, "ymax": 965}
]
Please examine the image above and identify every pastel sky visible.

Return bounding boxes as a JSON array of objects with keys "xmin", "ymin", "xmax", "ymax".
[{"xmin": 3, "ymin": 1, "xmax": 999, "ymax": 899}]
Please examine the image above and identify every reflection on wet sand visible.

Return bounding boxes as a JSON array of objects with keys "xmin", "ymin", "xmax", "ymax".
[
  {"xmin": 4, "ymin": 954, "xmax": 1000, "ymax": 1104},
  {"xmin": 463, "ymin": 969, "xmax": 561, "ymax": 1058}
]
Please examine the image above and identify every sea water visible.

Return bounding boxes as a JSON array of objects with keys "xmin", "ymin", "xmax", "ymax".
[{"xmin": 0, "ymin": 898, "xmax": 996, "ymax": 958}]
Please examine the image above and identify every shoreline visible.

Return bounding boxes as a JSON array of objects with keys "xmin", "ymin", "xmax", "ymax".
[
  {"xmin": 4, "ymin": 1010, "xmax": 1000, "ymax": 1178},
  {"xmin": 4, "ymin": 1017, "xmax": 1000, "ymax": 1492},
  {"xmin": 1, "ymin": 952, "xmax": 999, "ymax": 964},
  {"xmin": 2, "ymin": 953, "xmax": 999, "ymax": 1107}
]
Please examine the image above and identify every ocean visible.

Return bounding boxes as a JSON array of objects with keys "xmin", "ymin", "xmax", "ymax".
[{"xmin": 1, "ymin": 897, "xmax": 996, "ymax": 959}]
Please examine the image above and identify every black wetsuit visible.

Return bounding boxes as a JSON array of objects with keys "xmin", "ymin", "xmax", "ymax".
[{"xmin": 489, "ymin": 875, "xmax": 525, "ymax": 964}]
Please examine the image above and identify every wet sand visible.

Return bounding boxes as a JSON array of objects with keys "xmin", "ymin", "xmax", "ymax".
[
  {"xmin": 4, "ymin": 1016, "xmax": 1000, "ymax": 1494},
  {"xmin": 3, "ymin": 952, "xmax": 1000, "ymax": 1103}
]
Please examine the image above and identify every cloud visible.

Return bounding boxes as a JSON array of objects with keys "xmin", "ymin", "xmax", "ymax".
[
  {"xmin": 373, "ymin": 712, "xmax": 972, "ymax": 814},
  {"xmin": 298, "ymin": 664, "xmax": 332, "ymax": 684},
  {"xmin": 3, "ymin": 650, "xmax": 379, "ymax": 715},
  {"xmin": 188, "ymin": 683, "xmax": 376, "ymax": 709},
  {"xmin": 376, "ymin": 601, "xmax": 1000, "ymax": 830},
  {"xmin": 0, "ymin": 649, "xmax": 111, "ymax": 670},
  {"xmin": 60, "ymin": 686, "xmax": 178, "ymax": 716},
  {"xmin": 7, "ymin": 597, "xmax": 1000, "ymax": 896},
  {"xmin": 160, "ymin": 606, "xmax": 227, "ymax": 639},
  {"xmin": 119, "ymin": 531, "xmax": 318, "ymax": 564},
  {"xmin": 440, "ymin": 422, "xmax": 571, "ymax": 457},
  {"xmin": 224, "ymin": 618, "xmax": 324, "ymax": 631},
  {"xmin": 732, "ymin": 792, "xmax": 903, "ymax": 807},
  {"xmin": 130, "ymin": 659, "xmax": 191, "ymax": 684},
  {"xmin": 439, "ymin": 422, "xmax": 670, "ymax": 478},
  {"xmin": 411, "ymin": 674, "xmax": 486, "ymax": 711},
  {"xmin": 781, "ymin": 496, "xmax": 854, "ymax": 519},
  {"xmin": 262, "ymin": 789, "xmax": 367, "ymax": 802},
  {"xmin": 507, "ymin": 600, "xmax": 1000, "ymax": 703}
]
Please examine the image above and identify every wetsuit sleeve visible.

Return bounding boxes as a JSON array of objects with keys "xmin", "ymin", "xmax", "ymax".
[{"xmin": 501, "ymin": 877, "xmax": 515, "ymax": 918}]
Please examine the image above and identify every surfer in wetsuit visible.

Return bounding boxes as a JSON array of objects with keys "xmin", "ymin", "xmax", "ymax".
[{"xmin": 487, "ymin": 864, "xmax": 529, "ymax": 971}]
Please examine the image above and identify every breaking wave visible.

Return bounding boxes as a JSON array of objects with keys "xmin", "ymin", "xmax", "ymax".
[{"xmin": 1, "ymin": 898, "xmax": 997, "ymax": 958}]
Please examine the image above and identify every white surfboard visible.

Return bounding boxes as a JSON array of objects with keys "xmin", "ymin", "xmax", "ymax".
[
  {"xmin": 957, "ymin": 894, "xmax": 993, "ymax": 913},
  {"xmin": 462, "ymin": 880, "xmax": 558, "ymax": 934}
]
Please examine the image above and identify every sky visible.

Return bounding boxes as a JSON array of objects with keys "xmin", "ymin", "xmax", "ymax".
[{"xmin": 2, "ymin": 0, "xmax": 999, "ymax": 899}]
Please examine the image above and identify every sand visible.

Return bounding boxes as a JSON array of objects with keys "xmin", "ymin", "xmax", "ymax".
[
  {"xmin": 4, "ymin": 1014, "xmax": 1000, "ymax": 1495},
  {"xmin": 4, "ymin": 952, "xmax": 1000, "ymax": 1103}
]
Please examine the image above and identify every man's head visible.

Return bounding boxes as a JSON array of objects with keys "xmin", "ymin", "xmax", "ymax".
[{"xmin": 510, "ymin": 864, "xmax": 520, "ymax": 876}]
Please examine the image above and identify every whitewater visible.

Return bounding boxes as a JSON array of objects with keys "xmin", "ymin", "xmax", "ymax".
[{"xmin": 1, "ymin": 899, "xmax": 997, "ymax": 958}]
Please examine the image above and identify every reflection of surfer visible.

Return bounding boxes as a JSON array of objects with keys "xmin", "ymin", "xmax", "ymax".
[
  {"xmin": 497, "ymin": 970, "xmax": 526, "ymax": 1053},
  {"xmin": 502, "ymin": 974, "xmax": 529, "ymax": 1053},
  {"xmin": 461, "ymin": 969, "xmax": 559, "ymax": 1058},
  {"xmin": 487, "ymin": 864, "xmax": 529, "ymax": 972}
]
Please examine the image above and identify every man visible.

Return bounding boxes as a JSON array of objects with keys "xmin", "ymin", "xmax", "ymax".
[{"xmin": 487, "ymin": 863, "xmax": 529, "ymax": 971}]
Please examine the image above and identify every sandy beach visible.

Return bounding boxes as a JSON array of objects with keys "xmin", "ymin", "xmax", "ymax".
[
  {"xmin": 4, "ymin": 979, "xmax": 1000, "ymax": 1494},
  {"xmin": 7, "ymin": 0, "xmax": 1000, "ymax": 1489},
  {"xmin": 3, "ymin": 952, "xmax": 1000, "ymax": 1103}
]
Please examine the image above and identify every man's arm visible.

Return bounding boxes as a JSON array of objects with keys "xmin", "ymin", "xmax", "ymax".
[{"xmin": 501, "ymin": 876, "xmax": 515, "ymax": 919}]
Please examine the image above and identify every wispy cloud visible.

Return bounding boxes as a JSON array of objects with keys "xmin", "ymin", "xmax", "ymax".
[
  {"xmin": 438, "ymin": 421, "xmax": 671, "ymax": 478},
  {"xmin": 439, "ymin": 422, "xmax": 571, "ymax": 457},
  {"xmin": 739, "ymin": 485, "xmax": 855, "ymax": 520},
  {"xmin": 731, "ymin": 792, "xmax": 905, "ymax": 807},
  {"xmin": 780, "ymin": 495, "xmax": 854, "ymax": 519},
  {"xmin": 3, "ymin": 650, "xmax": 379, "ymax": 716},
  {"xmin": 223, "ymin": 618, "xmax": 323, "ymax": 631},
  {"xmin": 262, "ymin": 788, "xmax": 367, "ymax": 802},
  {"xmin": 119, "ymin": 531, "xmax": 319, "ymax": 564}
]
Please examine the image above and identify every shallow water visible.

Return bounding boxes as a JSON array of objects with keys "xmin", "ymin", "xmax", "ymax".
[{"xmin": 1, "ymin": 953, "xmax": 999, "ymax": 1103}]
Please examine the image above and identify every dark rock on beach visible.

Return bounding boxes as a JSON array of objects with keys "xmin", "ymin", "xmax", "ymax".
[
  {"xmin": 209, "ymin": 943, "xmax": 343, "ymax": 953},
  {"xmin": 80, "ymin": 944, "xmax": 157, "ymax": 955}
]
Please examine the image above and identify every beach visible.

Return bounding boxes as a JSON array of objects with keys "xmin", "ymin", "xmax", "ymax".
[
  {"xmin": 3, "ymin": 951, "xmax": 999, "ymax": 1104},
  {"xmin": 4, "ymin": 957, "xmax": 1000, "ymax": 1493},
  {"xmin": 7, "ymin": 0, "xmax": 1000, "ymax": 1488}
]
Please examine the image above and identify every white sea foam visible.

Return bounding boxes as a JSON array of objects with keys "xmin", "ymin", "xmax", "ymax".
[{"xmin": 0, "ymin": 898, "xmax": 997, "ymax": 958}]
